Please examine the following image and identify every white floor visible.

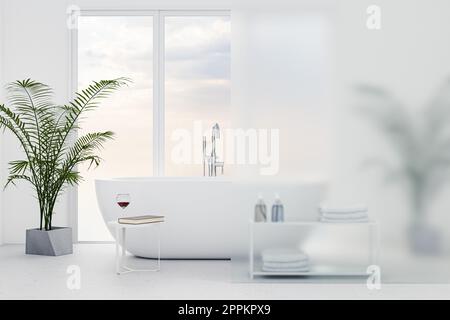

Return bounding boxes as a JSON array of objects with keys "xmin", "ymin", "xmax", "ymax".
[{"xmin": 1, "ymin": 244, "xmax": 450, "ymax": 300}]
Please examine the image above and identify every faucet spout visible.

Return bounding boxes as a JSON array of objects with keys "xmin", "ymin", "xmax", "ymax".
[
  {"xmin": 212, "ymin": 123, "xmax": 220, "ymax": 139},
  {"xmin": 203, "ymin": 123, "xmax": 224, "ymax": 177}
]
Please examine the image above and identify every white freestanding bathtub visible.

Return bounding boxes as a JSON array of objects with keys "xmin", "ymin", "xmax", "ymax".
[{"xmin": 95, "ymin": 177, "xmax": 325, "ymax": 259}]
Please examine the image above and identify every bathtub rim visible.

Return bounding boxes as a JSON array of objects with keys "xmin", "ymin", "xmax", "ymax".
[
  {"xmin": 94, "ymin": 176, "xmax": 328, "ymax": 184},
  {"xmin": 95, "ymin": 176, "xmax": 233, "ymax": 183}
]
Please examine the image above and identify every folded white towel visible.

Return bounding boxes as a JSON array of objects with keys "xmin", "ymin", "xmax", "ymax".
[
  {"xmin": 262, "ymin": 248, "xmax": 308, "ymax": 263},
  {"xmin": 319, "ymin": 204, "xmax": 368, "ymax": 214},
  {"xmin": 262, "ymin": 265, "xmax": 309, "ymax": 272},
  {"xmin": 320, "ymin": 211, "xmax": 368, "ymax": 216},
  {"xmin": 263, "ymin": 261, "xmax": 309, "ymax": 269},
  {"xmin": 320, "ymin": 217, "xmax": 369, "ymax": 223},
  {"xmin": 321, "ymin": 212, "xmax": 368, "ymax": 220}
]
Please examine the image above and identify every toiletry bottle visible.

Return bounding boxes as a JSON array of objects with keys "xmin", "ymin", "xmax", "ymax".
[
  {"xmin": 271, "ymin": 194, "xmax": 284, "ymax": 222},
  {"xmin": 254, "ymin": 194, "xmax": 267, "ymax": 222}
]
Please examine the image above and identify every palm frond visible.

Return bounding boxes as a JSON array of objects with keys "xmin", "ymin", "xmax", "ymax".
[
  {"xmin": 50, "ymin": 78, "xmax": 128, "ymax": 164},
  {"xmin": 6, "ymin": 80, "xmax": 54, "ymax": 145},
  {"xmin": 55, "ymin": 169, "xmax": 83, "ymax": 187},
  {"xmin": 0, "ymin": 104, "xmax": 34, "ymax": 153},
  {"xmin": 8, "ymin": 160, "xmax": 29, "ymax": 175},
  {"xmin": 61, "ymin": 131, "xmax": 114, "ymax": 175},
  {"xmin": 60, "ymin": 78, "xmax": 129, "ymax": 129},
  {"xmin": 5, "ymin": 174, "xmax": 34, "ymax": 189},
  {"xmin": 355, "ymin": 84, "xmax": 419, "ymax": 166}
]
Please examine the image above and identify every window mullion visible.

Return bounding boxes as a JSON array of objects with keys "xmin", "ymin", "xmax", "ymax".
[{"xmin": 153, "ymin": 12, "xmax": 165, "ymax": 176}]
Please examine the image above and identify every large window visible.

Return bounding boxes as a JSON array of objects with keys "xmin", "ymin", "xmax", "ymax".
[{"xmin": 76, "ymin": 12, "xmax": 230, "ymax": 241}]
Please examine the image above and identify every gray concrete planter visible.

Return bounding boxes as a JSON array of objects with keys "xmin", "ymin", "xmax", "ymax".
[{"xmin": 26, "ymin": 227, "xmax": 73, "ymax": 256}]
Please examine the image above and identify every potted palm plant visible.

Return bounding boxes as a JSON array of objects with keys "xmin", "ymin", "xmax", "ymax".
[
  {"xmin": 0, "ymin": 78, "xmax": 128, "ymax": 256},
  {"xmin": 356, "ymin": 82, "xmax": 450, "ymax": 254}
]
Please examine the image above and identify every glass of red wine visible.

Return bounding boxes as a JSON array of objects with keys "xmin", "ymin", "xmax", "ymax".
[{"xmin": 116, "ymin": 193, "xmax": 131, "ymax": 209}]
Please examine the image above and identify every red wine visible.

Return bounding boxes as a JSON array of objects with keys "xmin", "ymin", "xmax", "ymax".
[{"xmin": 117, "ymin": 201, "xmax": 130, "ymax": 209}]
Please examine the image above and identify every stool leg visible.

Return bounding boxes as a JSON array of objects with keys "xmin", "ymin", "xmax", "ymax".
[
  {"xmin": 122, "ymin": 228, "xmax": 126, "ymax": 258},
  {"xmin": 157, "ymin": 223, "xmax": 161, "ymax": 271},
  {"xmin": 115, "ymin": 227, "xmax": 121, "ymax": 274}
]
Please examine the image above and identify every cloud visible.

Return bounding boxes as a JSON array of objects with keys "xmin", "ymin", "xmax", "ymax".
[{"xmin": 165, "ymin": 16, "xmax": 230, "ymax": 80}]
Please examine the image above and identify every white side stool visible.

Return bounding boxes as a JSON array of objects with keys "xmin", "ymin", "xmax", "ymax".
[{"xmin": 108, "ymin": 221, "xmax": 163, "ymax": 275}]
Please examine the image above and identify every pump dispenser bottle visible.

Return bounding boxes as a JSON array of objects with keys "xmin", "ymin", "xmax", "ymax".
[
  {"xmin": 271, "ymin": 194, "xmax": 284, "ymax": 222},
  {"xmin": 254, "ymin": 194, "xmax": 267, "ymax": 222}
]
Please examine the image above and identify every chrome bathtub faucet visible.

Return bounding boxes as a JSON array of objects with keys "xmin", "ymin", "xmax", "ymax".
[{"xmin": 203, "ymin": 123, "xmax": 224, "ymax": 176}]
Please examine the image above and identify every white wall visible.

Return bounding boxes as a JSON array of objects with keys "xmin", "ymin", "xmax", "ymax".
[
  {"xmin": 0, "ymin": 0, "xmax": 5, "ymax": 245},
  {"xmin": 1, "ymin": 0, "xmax": 72, "ymax": 243}
]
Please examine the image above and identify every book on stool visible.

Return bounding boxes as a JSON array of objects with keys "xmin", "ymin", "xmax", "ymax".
[{"xmin": 118, "ymin": 215, "xmax": 165, "ymax": 225}]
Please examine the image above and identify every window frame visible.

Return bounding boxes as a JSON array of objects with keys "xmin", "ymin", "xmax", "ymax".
[{"xmin": 69, "ymin": 9, "xmax": 230, "ymax": 242}]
